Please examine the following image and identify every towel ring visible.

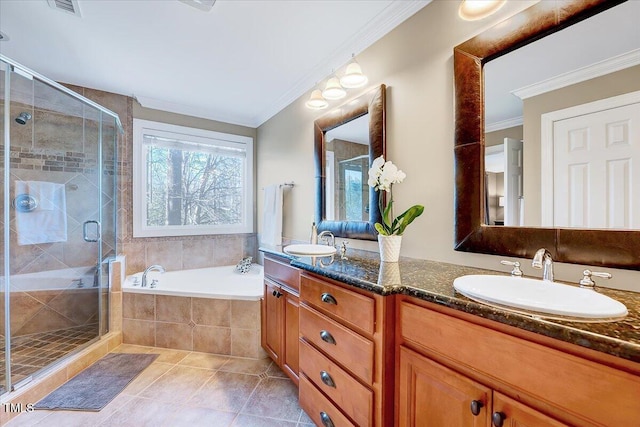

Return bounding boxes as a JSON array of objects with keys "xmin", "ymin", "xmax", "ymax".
[{"xmin": 12, "ymin": 194, "xmax": 38, "ymax": 213}]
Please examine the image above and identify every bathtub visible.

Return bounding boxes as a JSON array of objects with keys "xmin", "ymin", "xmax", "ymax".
[
  {"xmin": 122, "ymin": 264, "xmax": 265, "ymax": 358},
  {"xmin": 123, "ymin": 264, "xmax": 264, "ymax": 301}
]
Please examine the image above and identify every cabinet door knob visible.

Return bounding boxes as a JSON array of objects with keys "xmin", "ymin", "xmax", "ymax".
[
  {"xmin": 319, "ymin": 330, "xmax": 336, "ymax": 345},
  {"xmin": 470, "ymin": 400, "xmax": 483, "ymax": 416},
  {"xmin": 321, "ymin": 292, "xmax": 337, "ymax": 305},
  {"xmin": 275, "ymin": 291, "xmax": 283, "ymax": 298},
  {"xmin": 272, "ymin": 290, "xmax": 277, "ymax": 297},
  {"xmin": 319, "ymin": 411, "xmax": 335, "ymax": 427},
  {"xmin": 320, "ymin": 370, "xmax": 336, "ymax": 388},
  {"xmin": 492, "ymin": 411, "xmax": 506, "ymax": 427}
]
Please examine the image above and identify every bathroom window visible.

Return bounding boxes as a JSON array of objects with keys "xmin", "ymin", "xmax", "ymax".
[{"xmin": 133, "ymin": 119, "xmax": 254, "ymax": 237}]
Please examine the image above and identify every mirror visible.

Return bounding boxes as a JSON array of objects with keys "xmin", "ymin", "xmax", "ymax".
[
  {"xmin": 315, "ymin": 84, "xmax": 386, "ymax": 240},
  {"xmin": 482, "ymin": 0, "xmax": 640, "ymax": 229},
  {"xmin": 454, "ymin": 0, "xmax": 640, "ymax": 269}
]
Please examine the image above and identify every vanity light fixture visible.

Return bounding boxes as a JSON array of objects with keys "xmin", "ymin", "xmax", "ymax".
[
  {"xmin": 305, "ymin": 89, "xmax": 329, "ymax": 110},
  {"xmin": 458, "ymin": 0, "xmax": 505, "ymax": 21},
  {"xmin": 322, "ymin": 77, "xmax": 347, "ymax": 100},
  {"xmin": 340, "ymin": 57, "xmax": 368, "ymax": 89}
]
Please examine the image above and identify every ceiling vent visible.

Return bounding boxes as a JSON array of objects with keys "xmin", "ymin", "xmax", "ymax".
[
  {"xmin": 179, "ymin": 0, "xmax": 216, "ymax": 12},
  {"xmin": 47, "ymin": 0, "xmax": 82, "ymax": 17}
]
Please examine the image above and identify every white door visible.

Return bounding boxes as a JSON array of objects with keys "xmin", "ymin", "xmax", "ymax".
[
  {"xmin": 504, "ymin": 138, "xmax": 524, "ymax": 226},
  {"xmin": 552, "ymin": 102, "xmax": 640, "ymax": 228}
]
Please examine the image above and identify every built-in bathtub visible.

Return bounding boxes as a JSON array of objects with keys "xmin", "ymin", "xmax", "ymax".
[{"xmin": 122, "ymin": 264, "xmax": 265, "ymax": 358}]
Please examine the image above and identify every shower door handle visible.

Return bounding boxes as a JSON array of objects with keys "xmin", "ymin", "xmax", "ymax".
[{"xmin": 83, "ymin": 220, "xmax": 101, "ymax": 242}]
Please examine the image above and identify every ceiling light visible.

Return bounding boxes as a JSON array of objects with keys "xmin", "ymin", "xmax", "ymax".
[
  {"xmin": 179, "ymin": 0, "xmax": 216, "ymax": 12},
  {"xmin": 458, "ymin": 0, "xmax": 505, "ymax": 21},
  {"xmin": 322, "ymin": 77, "xmax": 346, "ymax": 100},
  {"xmin": 306, "ymin": 90, "xmax": 328, "ymax": 110},
  {"xmin": 340, "ymin": 61, "xmax": 368, "ymax": 89}
]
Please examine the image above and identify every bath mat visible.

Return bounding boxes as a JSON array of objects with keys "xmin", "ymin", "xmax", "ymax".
[{"xmin": 35, "ymin": 353, "xmax": 158, "ymax": 411}]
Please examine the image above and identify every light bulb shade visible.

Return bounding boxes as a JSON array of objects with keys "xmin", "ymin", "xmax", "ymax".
[
  {"xmin": 322, "ymin": 77, "xmax": 346, "ymax": 100},
  {"xmin": 340, "ymin": 62, "xmax": 368, "ymax": 88},
  {"xmin": 306, "ymin": 89, "xmax": 328, "ymax": 110},
  {"xmin": 458, "ymin": 0, "xmax": 505, "ymax": 21}
]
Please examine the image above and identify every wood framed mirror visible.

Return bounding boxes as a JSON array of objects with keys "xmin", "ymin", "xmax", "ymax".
[
  {"xmin": 454, "ymin": 0, "xmax": 640, "ymax": 269},
  {"xmin": 314, "ymin": 84, "xmax": 386, "ymax": 240}
]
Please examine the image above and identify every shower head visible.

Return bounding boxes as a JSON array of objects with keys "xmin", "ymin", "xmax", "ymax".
[{"xmin": 15, "ymin": 112, "xmax": 32, "ymax": 125}]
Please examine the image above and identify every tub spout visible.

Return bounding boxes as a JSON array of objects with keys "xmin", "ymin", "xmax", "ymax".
[{"xmin": 142, "ymin": 265, "xmax": 165, "ymax": 287}]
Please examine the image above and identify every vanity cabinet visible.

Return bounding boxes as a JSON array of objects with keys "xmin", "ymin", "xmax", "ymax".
[
  {"xmin": 298, "ymin": 272, "xmax": 394, "ymax": 427},
  {"xmin": 262, "ymin": 254, "xmax": 300, "ymax": 384},
  {"xmin": 396, "ymin": 296, "xmax": 640, "ymax": 427}
]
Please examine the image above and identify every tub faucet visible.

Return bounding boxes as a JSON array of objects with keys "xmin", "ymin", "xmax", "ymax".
[
  {"xmin": 318, "ymin": 230, "xmax": 335, "ymax": 247},
  {"xmin": 142, "ymin": 265, "xmax": 165, "ymax": 287},
  {"xmin": 532, "ymin": 248, "xmax": 554, "ymax": 282}
]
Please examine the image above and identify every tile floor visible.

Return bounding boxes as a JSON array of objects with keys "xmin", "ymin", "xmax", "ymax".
[
  {"xmin": 0, "ymin": 325, "xmax": 99, "ymax": 394},
  {"xmin": 6, "ymin": 344, "xmax": 313, "ymax": 427}
]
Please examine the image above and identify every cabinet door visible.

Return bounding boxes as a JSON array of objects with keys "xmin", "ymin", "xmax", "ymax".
[
  {"xmin": 398, "ymin": 346, "xmax": 491, "ymax": 427},
  {"xmin": 262, "ymin": 280, "xmax": 282, "ymax": 363},
  {"xmin": 282, "ymin": 290, "xmax": 300, "ymax": 383},
  {"xmin": 491, "ymin": 392, "xmax": 568, "ymax": 427}
]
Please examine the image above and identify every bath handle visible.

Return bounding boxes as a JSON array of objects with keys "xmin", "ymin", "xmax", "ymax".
[
  {"xmin": 320, "ymin": 293, "xmax": 337, "ymax": 305},
  {"xmin": 319, "ymin": 330, "xmax": 336, "ymax": 345},
  {"xmin": 320, "ymin": 370, "xmax": 336, "ymax": 388},
  {"xmin": 319, "ymin": 411, "xmax": 335, "ymax": 427}
]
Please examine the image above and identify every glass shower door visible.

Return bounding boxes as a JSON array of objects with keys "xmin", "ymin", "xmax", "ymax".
[{"xmin": 2, "ymin": 64, "xmax": 103, "ymax": 393}]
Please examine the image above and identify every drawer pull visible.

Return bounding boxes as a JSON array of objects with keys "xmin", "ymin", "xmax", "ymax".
[
  {"xmin": 492, "ymin": 411, "xmax": 506, "ymax": 427},
  {"xmin": 319, "ymin": 411, "xmax": 335, "ymax": 427},
  {"xmin": 320, "ymin": 292, "xmax": 337, "ymax": 305},
  {"xmin": 320, "ymin": 330, "xmax": 336, "ymax": 345},
  {"xmin": 470, "ymin": 400, "xmax": 483, "ymax": 416},
  {"xmin": 320, "ymin": 370, "xmax": 336, "ymax": 388}
]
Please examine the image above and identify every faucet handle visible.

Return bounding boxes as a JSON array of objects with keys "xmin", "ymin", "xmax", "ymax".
[
  {"xmin": 340, "ymin": 241, "xmax": 349, "ymax": 260},
  {"xmin": 500, "ymin": 260, "xmax": 523, "ymax": 277},
  {"xmin": 579, "ymin": 270, "xmax": 612, "ymax": 289}
]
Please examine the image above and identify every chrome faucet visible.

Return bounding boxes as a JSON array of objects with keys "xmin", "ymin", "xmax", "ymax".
[
  {"xmin": 318, "ymin": 230, "xmax": 335, "ymax": 247},
  {"xmin": 532, "ymin": 248, "xmax": 554, "ymax": 282},
  {"xmin": 142, "ymin": 265, "xmax": 165, "ymax": 287}
]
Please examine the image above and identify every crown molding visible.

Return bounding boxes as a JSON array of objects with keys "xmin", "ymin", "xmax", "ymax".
[
  {"xmin": 512, "ymin": 49, "xmax": 640, "ymax": 100},
  {"xmin": 485, "ymin": 116, "xmax": 523, "ymax": 133}
]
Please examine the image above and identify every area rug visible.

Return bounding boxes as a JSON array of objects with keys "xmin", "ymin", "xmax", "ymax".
[{"xmin": 35, "ymin": 353, "xmax": 158, "ymax": 411}]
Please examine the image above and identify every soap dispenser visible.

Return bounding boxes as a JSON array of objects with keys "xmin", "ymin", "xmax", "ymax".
[{"xmin": 310, "ymin": 222, "xmax": 318, "ymax": 244}]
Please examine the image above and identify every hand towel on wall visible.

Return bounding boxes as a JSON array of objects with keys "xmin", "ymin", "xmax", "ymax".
[
  {"xmin": 261, "ymin": 184, "xmax": 283, "ymax": 246},
  {"xmin": 15, "ymin": 180, "xmax": 68, "ymax": 245}
]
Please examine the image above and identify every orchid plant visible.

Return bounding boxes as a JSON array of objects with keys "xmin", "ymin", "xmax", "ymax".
[{"xmin": 368, "ymin": 156, "xmax": 424, "ymax": 236}]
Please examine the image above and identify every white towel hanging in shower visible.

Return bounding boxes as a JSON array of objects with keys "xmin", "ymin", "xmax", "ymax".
[{"xmin": 15, "ymin": 180, "xmax": 68, "ymax": 245}]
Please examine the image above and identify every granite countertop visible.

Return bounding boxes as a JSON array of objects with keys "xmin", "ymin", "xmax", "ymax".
[{"xmin": 260, "ymin": 245, "xmax": 640, "ymax": 364}]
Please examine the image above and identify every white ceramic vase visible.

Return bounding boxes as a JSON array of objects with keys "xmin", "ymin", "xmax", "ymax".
[{"xmin": 378, "ymin": 234, "xmax": 402, "ymax": 262}]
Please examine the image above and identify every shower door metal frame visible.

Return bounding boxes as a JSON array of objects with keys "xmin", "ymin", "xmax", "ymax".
[{"xmin": 0, "ymin": 55, "xmax": 122, "ymax": 394}]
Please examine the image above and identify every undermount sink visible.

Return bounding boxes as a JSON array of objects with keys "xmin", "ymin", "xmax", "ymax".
[
  {"xmin": 283, "ymin": 244, "xmax": 337, "ymax": 257},
  {"xmin": 453, "ymin": 275, "xmax": 628, "ymax": 322}
]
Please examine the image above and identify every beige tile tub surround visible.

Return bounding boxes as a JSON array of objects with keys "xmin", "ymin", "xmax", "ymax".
[{"xmin": 123, "ymin": 295, "xmax": 264, "ymax": 359}]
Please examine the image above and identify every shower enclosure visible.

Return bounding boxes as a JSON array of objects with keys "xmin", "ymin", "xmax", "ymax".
[{"xmin": 0, "ymin": 56, "xmax": 121, "ymax": 395}]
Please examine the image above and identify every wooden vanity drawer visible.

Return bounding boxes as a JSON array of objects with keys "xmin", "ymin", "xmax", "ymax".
[
  {"xmin": 300, "ymin": 374, "xmax": 356, "ymax": 427},
  {"xmin": 301, "ymin": 273, "xmax": 374, "ymax": 334},
  {"xmin": 264, "ymin": 256, "xmax": 300, "ymax": 292},
  {"xmin": 299, "ymin": 339, "xmax": 373, "ymax": 427},
  {"xmin": 399, "ymin": 300, "xmax": 640, "ymax": 427},
  {"xmin": 300, "ymin": 304, "xmax": 374, "ymax": 384}
]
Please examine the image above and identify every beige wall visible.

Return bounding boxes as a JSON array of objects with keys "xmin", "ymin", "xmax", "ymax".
[
  {"xmin": 256, "ymin": 0, "xmax": 640, "ymax": 292},
  {"xmin": 523, "ymin": 65, "xmax": 640, "ymax": 226}
]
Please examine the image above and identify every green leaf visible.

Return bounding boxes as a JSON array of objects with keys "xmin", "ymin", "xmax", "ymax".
[
  {"xmin": 394, "ymin": 205, "xmax": 425, "ymax": 235},
  {"xmin": 382, "ymin": 199, "xmax": 394, "ymax": 228},
  {"xmin": 374, "ymin": 222, "xmax": 389, "ymax": 235}
]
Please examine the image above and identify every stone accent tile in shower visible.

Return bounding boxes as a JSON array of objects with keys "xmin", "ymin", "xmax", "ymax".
[
  {"xmin": 155, "ymin": 322, "xmax": 193, "ymax": 351},
  {"xmin": 122, "ymin": 318, "xmax": 156, "ymax": 347},
  {"xmin": 193, "ymin": 325, "xmax": 231, "ymax": 354},
  {"xmin": 145, "ymin": 240, "xmax": 183, "ymax": 272},
  {"xmin": 156, "ymin": 295, "xmax": 191, "ymax": 323},
  {"xmin": 123, "ymin": 293, "xmax": 155, "ymax": 321},
  {"xmin": 231, "ymin": 300, "xmax": 260, "ymax": 329},
  {"xmin": 14, "ymin": 306, "xmax": 78, "ymax": 336},
  {"xmin": 192, "ymin": 298, "xmax": 231, "ymax": 327},
  {"xmin": 182, "ymin": 239, "xmax": 215, "ymax": 270}
]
